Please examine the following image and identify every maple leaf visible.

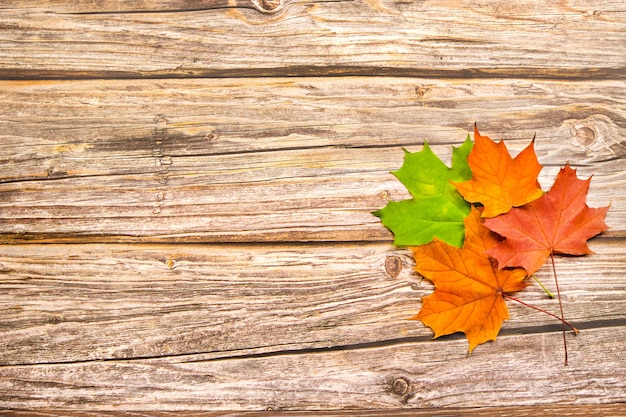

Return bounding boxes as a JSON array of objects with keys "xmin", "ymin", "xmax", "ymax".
[
  {"xmin": 453, "ymin": 125, "xmax": 544, "ymax": 218},
  {"xmin": 411, "ymin": 206, "xmax": 528, "ymax": 352},
  {"xmin": 484, "ymin": 163, "xmax": 609, "ymax": 275},
  {"xmin": 373, "ymin": 137, "xmax": 472, "ymax": 247}
]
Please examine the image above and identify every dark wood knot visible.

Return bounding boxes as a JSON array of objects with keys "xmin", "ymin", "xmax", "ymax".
[
  {"xmin": 414, "ymin": 86, "xmax": 429, "ymax": 99},
  {"xmin": 392, "ymin": 377, "xmax": 410, "ymax": 396},
  {"xmin": 252, "ymin": 0, "xmax": 283, "ymax": 13},
  {"xmin": 385, "ymin": 255, "xmax": 403, "ymax": 278}
]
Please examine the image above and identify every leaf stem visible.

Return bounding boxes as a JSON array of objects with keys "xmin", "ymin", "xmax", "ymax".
[
  {"xmin": 502, "ymin": 293, "xmax": 579, "ymax": 334},
  {"xmin": 531, "ymin": 275, "xmax": 555, "ymax": 298},
  {"xmin": 551, "ymin": 252, "xmax": 569, "ymax": 366}
]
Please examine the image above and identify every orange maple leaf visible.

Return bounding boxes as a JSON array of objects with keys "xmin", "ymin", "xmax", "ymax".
[
  {"xmin": 411, "ymin": 206, "xmax": 527, "ymax": 352},
  {"xmin": 485, "ymin": 164, "xmax": 609, "ymax": 275},
  {"xmin": 453, "ymin": 126, "xmax": 543, "ymax": 218}
]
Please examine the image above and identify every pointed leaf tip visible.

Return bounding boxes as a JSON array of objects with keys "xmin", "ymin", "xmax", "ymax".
[
  {"xmin": 485, "ymin": 163, "xmax": 609, "ymax": 275},
  {"xmin": 453, "ymin": 128, "xmax": 543, "ymax": 218},
  {"xmin": 374, "ymin": 140, "xmax": 472, "ymax": 247},
  {"xmin": 413, "ymin": 207, "xmax": 527, "ymax": 352}
]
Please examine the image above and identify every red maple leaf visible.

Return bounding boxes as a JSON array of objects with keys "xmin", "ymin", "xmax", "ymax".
[{"xmin": 484, "ymin": 164, "xmax": 609, "ymax": 275}]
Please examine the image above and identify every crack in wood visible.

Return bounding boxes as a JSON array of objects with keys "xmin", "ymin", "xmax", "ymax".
[
  {"xmin": 152, "ymin": 115, "xmax": 170, "ymax": 216},
  {"xmin": 1, "ymin": 318, "xmax": 623, "ymax": 368}
]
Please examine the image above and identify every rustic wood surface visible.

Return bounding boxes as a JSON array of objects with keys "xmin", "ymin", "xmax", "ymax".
[
  {"xmin": 2, "ymin": 403, "xmax": 626, "ymax": 417},
  {"xmin": 1, "ymin": 78, "xmax": 624, "ymax": 242},
  {"xmin": 1, "ymin": 240, "xmax": 625, "ymax": 366},
  {"xmin": 1, "ymin": 1, "xmax": 625, "ymax": 79},
  {"xmin": 1, "ymin": 0, "xmax": 625, "ymax": 414}
]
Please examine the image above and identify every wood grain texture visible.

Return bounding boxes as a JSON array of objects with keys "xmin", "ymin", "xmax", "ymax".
[
  {"xmin": 1, "ymin": 1, "xmax": 625, "ymax": 79},
  {"xmin": 1, "ymin": 78, "xmax": 623, "ymax": 242},
  {"xmin": 1, "ymin": 0, "xmax": 292, "ymax": 14},
  {"xmin": 1, "ymin": 327, "xmax": 625, "ymax": 410},
  {"xmin": 2, "ymin": 0, "xmax": 625, "ymax": 413},
  {"xmin": 1, "ymin": 240, "xmax": 624, "ymax": 364},
  {"xmin": 3, "ymin": 403, "xmax": 626, "ymax": 417}
]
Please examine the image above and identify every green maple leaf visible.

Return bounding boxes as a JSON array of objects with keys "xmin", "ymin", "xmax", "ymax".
[{"xmin": 373, "ymin": 136, "xmax": 473, "ymax": 247}]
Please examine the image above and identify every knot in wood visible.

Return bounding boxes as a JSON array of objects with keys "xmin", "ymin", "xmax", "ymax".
[
  {"xmin": 205, "ymin": 126, "xmax": 217, "ymax": 141},
  {"xmin": 252, "ymin": 0, "xmax": 283, "ymax": 13},
  {"xmin": 392, "ymin": 377, "xmax": 410, "ymax": 396},
  {"xmin": 575, "ymin": 126, "xmax": 596, "ymax": 147},
  {"xmin": 414, "ymin": 86, "xmax": 429, "ymax": 99},
  {"xmin": 385, "ymin": 255, "xmax": 402, "ymax": 278},
  {"xmin": 49, "ymin": 314, "xmax": 63, "ymax": 324}
]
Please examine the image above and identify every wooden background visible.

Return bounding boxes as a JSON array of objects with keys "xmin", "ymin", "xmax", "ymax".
[{"xmin": 1, "ymin": 0, "xmax": 625, "ymax": 415}]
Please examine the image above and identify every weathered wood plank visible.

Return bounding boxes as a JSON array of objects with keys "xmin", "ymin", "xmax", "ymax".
[
  {"xmin": 2, "ymin": 78, "xmax": 625, "ymax": 163},
  {"xmin": 1, "ymin": 78, "xmax": 623, "ymax": 242},
  {"xmin": 1, "ymin": 326, "xmax": 624, "ymax": 410},
  {"xmin": 1, "ymin": 1, "xmax": 624, "ymax": 79},
  {"xmin": 3, "ymin": 404, "xmax": 626, "ymax": 417},
  {"xmin": 1, "ymin": 0, "xmax": 290, "ymax": 14},
  {"xmin": 1, "ymin": 240, "xmax": 623, "ymax": 366}
]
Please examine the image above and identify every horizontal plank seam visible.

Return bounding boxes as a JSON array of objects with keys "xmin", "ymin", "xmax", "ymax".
[
  {"xmin": 0, "ymin": 233, "xmax": 626, "ymax": 245},
  {"xmin": 1, "ymin": 69, "xmax": 625, "ymax": 82},
  {"xmin": 1, "ymin": 235, "xmax": 621, "ymax": 244},
  {"xmin": 1, "ymin": 404, "xmax": 625, "ymax": 415}
]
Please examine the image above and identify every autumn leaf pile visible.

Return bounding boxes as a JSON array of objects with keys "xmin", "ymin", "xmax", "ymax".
[{"xmin": 374, "ymin": 126, "xmax": 609, "ymax": 353}]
